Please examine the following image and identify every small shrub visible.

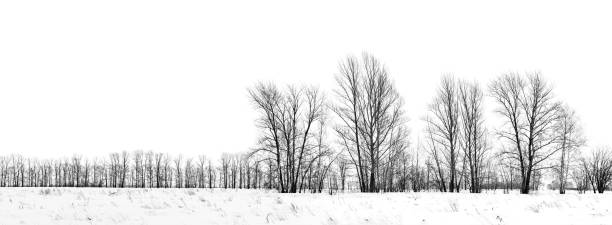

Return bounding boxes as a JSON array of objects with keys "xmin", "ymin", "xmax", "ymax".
[{"xmin": 39, "ymin": 189, "xmax": 52, "ymax": 196}]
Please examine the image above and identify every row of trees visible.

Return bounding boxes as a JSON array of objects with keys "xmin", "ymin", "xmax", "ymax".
[
  {"xmin": 0, "ymin": 151, "xmax": 248, "ymax": 189},
  {"xmin": 2, "ymin": 53, "xmax": 610, "ymax": 194},
  {"xmin": 421, "ymin": 72, "xmax": 589, "ymax": 194},
  {"xmin": 0, "ymin": 146, "xmax": 609, "ymax": 193},
  {"xmin": 0, "ymin": 151, "xmax": 235, "ymax": 189},
  {"xmin": 0, "ymin": 149, "xmax": 511, "ymax": 192}
]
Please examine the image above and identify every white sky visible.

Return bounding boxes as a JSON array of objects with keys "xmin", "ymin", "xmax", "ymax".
[{"xmin": 1, "ymin": 0, "xmax": 611, "ymax": 159}]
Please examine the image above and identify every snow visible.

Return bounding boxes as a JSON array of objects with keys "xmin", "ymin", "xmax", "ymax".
[{"xmin": 0, "ymin": 188, "xmax": 610, "ymax": 225}]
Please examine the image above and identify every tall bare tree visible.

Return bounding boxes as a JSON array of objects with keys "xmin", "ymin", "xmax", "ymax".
[
  {"xmin": 248, "ymin": 83, "xmax": 285, "ymax": 191},
  {"xmin": 490, "ymin": 72, "xmax": 561, "ymax": 194},
  {"xmin": 425, "ymin": 75, "xmax": 461, "ymax": 192},
  {"xmin": 458, "ymin": 79, "xmax": 489, "ymax": 193},
  {"xmin": 333, "ymin": 55, "xmax": 367, "ymax": 191}
]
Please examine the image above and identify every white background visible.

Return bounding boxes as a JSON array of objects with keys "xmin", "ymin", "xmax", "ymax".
[{"xmin": 1, "ymin": 0, "xmax": 611, "ymax": 159}]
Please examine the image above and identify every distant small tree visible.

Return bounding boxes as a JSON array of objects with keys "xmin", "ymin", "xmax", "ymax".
[
  {"xmin": 571, "ymin": 158, "xmax": 590, "ymax": 194},
  {"xmin": 586, "ymin": 147, "xmax": 612, "ymax": 193},
  {"xmin": 174, "ymin": 155, "xmax": 183, "ymax": 188},
  {"xmin": 553, "ymin": 105, "xmax": 585, "ymax": 194},
  {"xmin": 120, "ymin": 151, "xmax": 129, "ymax": 188}
]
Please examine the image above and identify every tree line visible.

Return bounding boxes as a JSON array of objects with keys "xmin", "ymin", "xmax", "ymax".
[
  {"xmin": 2, "ymin": 53, "xmax": 611, "ymax": 194},
  {"xmin": 0, "ymin": 151, "xmax": 281, "ymax": 190}
]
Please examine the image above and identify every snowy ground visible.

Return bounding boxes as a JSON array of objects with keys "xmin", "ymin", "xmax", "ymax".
[{"xmin": 0, "ymin": 188, "xmax": 610, "ymax": 225}]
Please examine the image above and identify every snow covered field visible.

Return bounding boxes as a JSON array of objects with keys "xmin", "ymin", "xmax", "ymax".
[{"xmin": 0, "ymin": 188, "xmax": 610, "ymax": 225}]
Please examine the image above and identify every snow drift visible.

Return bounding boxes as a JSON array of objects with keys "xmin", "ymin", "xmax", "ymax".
[{"xmin": 0, "ymin": 188, "xmax": 610, "ymax": 225}]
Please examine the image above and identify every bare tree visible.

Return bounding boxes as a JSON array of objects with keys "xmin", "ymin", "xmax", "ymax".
[
  {"xmin": 83, "ymin": 159, "xmax": 90, "ymax": 187},
  {"xmin": 72, "ymin": 155, "xmax": 82, "ymax": 187},
  {"xmin": 120, "ymin": 151, "xmax": 129, "ymax": 188},
  {"xmin": 333, "ymin": 55, "xmax": 367, "ymax": 192},
  {"xmin": 184, "ymin": 157, "xmax": 195, "ymax": 188},
  {"xmin": 220, "ymin": 153, "xmax": 230, "ymax": 188},
  {"xmin": 174, "ymin": 155, "xmax": 183, "ymax": 188},
  {"xmin": 554, "ymin": 104, "xmax": 585, "ymax": 194},
  {"xmin": 408, "ymin": 144, "xmax": 427, "ymax": 192},
  {"xmin": 197, "ymin": 155, "xmax": 207, "ymax": 188},
  {"xmin": 490, "ymin": 72, "xmax": 561, "ymax": 194},
  {"xmin": 425, "ymin": 124, "xmax": 447, "ymax": 192},
  {"xmin": 207, "ymin": 158, "xmax": 215, "ymax": 188},
  {"xmin": 154, "ymin": 152, "xmax": 164, "ymax": 188},
  {"xmin": 333, "ymin": 53, "xmax": 407, "ymax": 192},
  {"xmin": 303, "ymin": 118, "xmax": 335, "ymax": 193},
  {"xmin": 586, "ymin": 147, "xmax": 612, "ymax": 193},
  {"xmin": 458, "ymin": 79, "xmax": 489, "ymax": 193},
  {"xmin": 336, "ymin": 156, "xmax": 349, "ymax": 191},
  {"xmin": 248, "ymin": 82, "xmax": 285, "ymax": 191},
  {"xmin": 162, "ymin": 153, "xmax": 171, "ymax": 188},
  {"xmin": 280, "ymin": 86, "xmax": 326, "ymax": 193},
  {"xmin": 572, "ymin": 157, "xmax": 591, "ymax": 194},
  {"xmin": 425, "ymin": 75, "xmax": 461, "ymax": 192},
  {"xmin": 145, "ymin": 151, "xmax": 154, "ymax": 188},
  {"xmin": 133, "ymin": 150, "xmax": 144, "ymax": 188}
]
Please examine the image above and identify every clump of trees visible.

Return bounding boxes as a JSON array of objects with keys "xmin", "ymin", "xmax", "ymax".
[
  {"xmin": 332, "ymin": 54, "xmax": 409, "ymax": 193},
  {"xmin": 581, "ymin": 147, "xmax": 612, "ymax": 193},
  {"xmin": 424, "ymin": 76, "xmax": 489, "ymax": 193},
  {"xmin": 489, "ymin": 72, "xmax": 594, "ymax": 194},
  {"xmin": 247, "ymin": 83, "xmax": 331, "ymax": 193}
]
